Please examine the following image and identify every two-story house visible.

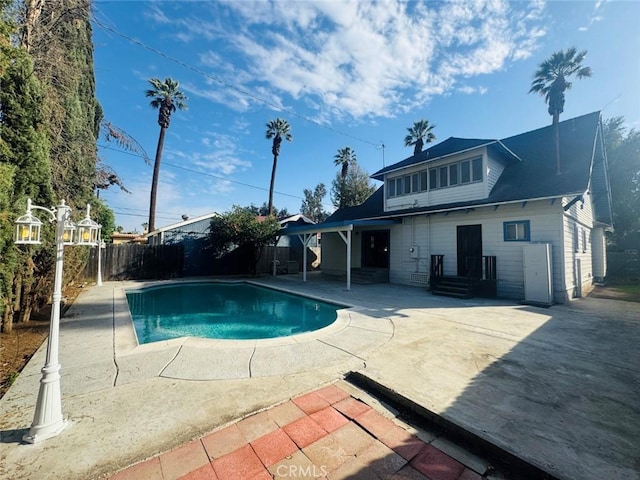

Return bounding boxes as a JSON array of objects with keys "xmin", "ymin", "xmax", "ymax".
[{"xmin": 286, "ymin": 112, "xmax": 613, "ymax": 304}]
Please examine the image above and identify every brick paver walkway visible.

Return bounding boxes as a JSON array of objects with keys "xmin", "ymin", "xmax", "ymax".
[{"xmin": 110, "ymin": 384, "xmax": 482, "ymax": 480}]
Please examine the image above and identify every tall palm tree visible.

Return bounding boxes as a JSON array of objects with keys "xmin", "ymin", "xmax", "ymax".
[
  {"xmin": 404, "ymin": 119, "xmax": 436, "ymax": 156},
  {"xmin": 145, "ymin": 77, "xmax": 187, "ymax": 232},
  {"xmin": 529, "ymin": 47, "xmax": 592, "ymax": 175},
  {"xmin": 265, "ymin": 118, "xmax": 292, "ymax": 216},
  {"xmin": 333, "ymin": 147, "xmax": 357, "ymax": 209}
]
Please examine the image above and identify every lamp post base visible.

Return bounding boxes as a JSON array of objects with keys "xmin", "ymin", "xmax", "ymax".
[
  {"xmin": 22, "ymin": 362, "xmax": 68, "ymax": 444},
  {"xmin": 23, "ymin": 419, "xmax": 69, "ymax": 444}
]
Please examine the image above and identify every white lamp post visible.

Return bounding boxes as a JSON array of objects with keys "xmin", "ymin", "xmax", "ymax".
[
  {"xmin": 96, "ymin": 227, "xmax": 103, "ymax": 287},
  {"xmin": 14, "ymin": 198, "xmax": 99, "ymax": 444}
]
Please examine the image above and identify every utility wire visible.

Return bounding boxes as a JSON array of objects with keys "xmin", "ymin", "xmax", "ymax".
[
  {"xmin": 91, "ymin": 12, "xmax": 382, "ymax": 148},
  {"xmin": 98, "ymin": 144, "xmax": 304, "ymax": 200}
]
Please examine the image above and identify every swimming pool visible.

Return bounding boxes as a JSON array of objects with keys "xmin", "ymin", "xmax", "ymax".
[{"xmin": 125, "ymin": 282, "xmax": 344, "ymax": 344}]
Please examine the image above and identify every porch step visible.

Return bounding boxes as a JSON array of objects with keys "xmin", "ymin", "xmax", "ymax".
[
  {"xmin": 431, "ymin": 276, "xmax": 474, "ymax": 299},
  {"xmin": 347, "ymin": 267, "xmax": 389, "ymax": 284}
]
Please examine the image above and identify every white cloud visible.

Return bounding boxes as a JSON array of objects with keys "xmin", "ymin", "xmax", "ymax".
[
  {"xmin": 163, "ymin": 0, "xmax": 547, "ymax": 119},
  {"xmin": 579, "ymin": 0, "xmax": 607, "ymax": 31}
]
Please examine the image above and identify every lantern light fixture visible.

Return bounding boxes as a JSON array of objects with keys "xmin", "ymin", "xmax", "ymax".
[{"xmin": 75, "ymin": 204, "xmax": 100, "ymax": 246}]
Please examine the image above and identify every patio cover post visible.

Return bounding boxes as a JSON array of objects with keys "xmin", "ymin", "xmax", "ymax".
[
  {"xmin": 272, "ymin": 237, "xmax": 278, "ymax": 276},
  {"xmin": 338, "ymin": 228, "xmax": 352, "ymax": 291},
  {"xmin": 347, "ymin": 229, "xmax": 351, "ymax": 290},
  {"xmin": 297, "ymin": 233, "xmax": 315, "ymax": 283}
]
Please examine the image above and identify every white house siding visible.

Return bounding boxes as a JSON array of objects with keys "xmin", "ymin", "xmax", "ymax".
[
  {"xmin": 387, "ymin": 200, "xmax": 567, "ymax": 302},
  {"xmin": 562, "ymin": 195, "xmax": 595, "ymax": 300},
  {"xmin": 487, "ymin": 155, "xmax": 506, "ymax": 193},
  {"xmin": 592, "ymin": 227, "xmax": 607, "ymax": 282},
  {"xmin": 320, "ymin": 232, "xmax": 350, "ymax": 276},
  {"xmin": 388, "ymin": 218, "xmax": 430, "ymax": 285}
]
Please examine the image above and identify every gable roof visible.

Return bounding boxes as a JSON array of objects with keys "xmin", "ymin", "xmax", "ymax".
[
  {"xmin": 146, "ymin": 212, "xmax": 218, "ymax": 237},
  {"xmin": 371, "ymin": 137, "xmax": 521, "ymax": 180},
  {"xmin": 325, "ymin": 111, "xmax": 610, "ymax": 224},
  {"xmin": 491, "ymin": 111, "xmax": 600, "ymax": 202}
]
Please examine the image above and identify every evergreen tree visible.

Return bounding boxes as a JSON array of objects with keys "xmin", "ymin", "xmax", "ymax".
[
  {"xmin": 603, "ymin": 117, "xmax": 640, "ymax": 247},
  {"xmin": 208, "ymin": 206, "xmax": 280, "ymax": 275},
  {"xmin": 0, "ymin": 5, "xmax": 53, "ymax": 332},
  {"xmin": 330, "ymin": 164, "xmax": 376, "ymax": 209},
  {"xmin": 301, "ymin": 183, "xmax": 329, "ymax": 222}
]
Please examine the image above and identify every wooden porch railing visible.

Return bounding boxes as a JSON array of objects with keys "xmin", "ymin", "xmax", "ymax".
[{"xmin": 430, "ymin": 254, "xmax": 444, "ymax": 288}]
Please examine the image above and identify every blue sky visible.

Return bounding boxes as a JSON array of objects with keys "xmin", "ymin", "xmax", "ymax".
[{"xmin": 91, "ymin": 0, "xmax": 640, "ymax": 233}]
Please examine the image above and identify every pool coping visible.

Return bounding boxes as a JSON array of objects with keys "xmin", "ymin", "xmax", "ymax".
[{"xmin": 112, "ymin": 279, "xmax": 395, "ymax": 381}]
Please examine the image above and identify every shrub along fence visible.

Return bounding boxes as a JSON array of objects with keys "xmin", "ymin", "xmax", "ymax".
[{"xmin": 606, "ymin": 252, "xmax": 639, "ymax": 284}]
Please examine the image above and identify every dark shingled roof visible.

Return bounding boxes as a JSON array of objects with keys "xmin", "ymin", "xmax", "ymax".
[{"xmin": 325, "ymin": 111, "xmax": 612, "ymax": 226}]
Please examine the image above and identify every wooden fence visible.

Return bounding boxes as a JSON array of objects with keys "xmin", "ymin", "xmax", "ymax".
[
  {"xmin": 81, "ymin": 244, "xmax": 184, "ymax": 281},
  {"xmin": 80, "ymin": 243, "xmax": 320, "ymax": 282}
]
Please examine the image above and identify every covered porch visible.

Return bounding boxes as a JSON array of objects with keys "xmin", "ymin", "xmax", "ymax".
[{"xmin": 279, "ymin": 219, "xmax": 399, "ymax": 291}]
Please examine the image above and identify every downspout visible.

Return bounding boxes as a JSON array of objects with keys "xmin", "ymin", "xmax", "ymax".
[
  {"xmin": 427, "ymin": 214, "xmax": 431, "ymax": 277},
  {"xmin": 558, "ymin": 202, "xmax": 567, "ymax": 303}
]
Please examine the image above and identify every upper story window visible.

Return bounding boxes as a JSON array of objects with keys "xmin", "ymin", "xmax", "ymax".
[
  {"xmin": 387, "ymin": 171, "xmax": 428, "ymax": 198},
  {"xmin": 503, "ymin": 220, "xmax": 530, "ymax": 241},
  {"xmin": 429, "ymin": 156, "xmax": 483, "ymax": 190},
  {"xmin": 386, "ymin": 156, "xmax": 484, "ymax": 198}
]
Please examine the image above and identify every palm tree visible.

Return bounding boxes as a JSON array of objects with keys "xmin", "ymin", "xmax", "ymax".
[
  {"xmin": 333, "ymin": 147, "xmax": 357, "ymax": 208},
  {"xmin": 265, "ymin": 118, "xmax": 292, "ymax": 216},
  {"xmin": 145, "ymin": 77, "xmax": 187, "ymax": 232},
  {"xmin": 404, "ymin": 119, "xmax": 436, "ymax": 156},
  {"xmin": 529, "ymin": 47, "xmax": 592, "ymax": 175}
]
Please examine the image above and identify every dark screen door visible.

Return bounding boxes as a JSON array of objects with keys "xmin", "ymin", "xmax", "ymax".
[
  {"xmin": 362, "ymin": 231, "xmax": 389, "ymax": 268},
  {"xmin": 457, "ymin": 225, "xmax": 482, "ymax": 277}
]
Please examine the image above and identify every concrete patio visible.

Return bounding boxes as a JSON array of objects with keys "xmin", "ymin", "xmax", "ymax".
[{"xmin": 0, "ymin": 273, "xmax": 638, "ymax": 479}]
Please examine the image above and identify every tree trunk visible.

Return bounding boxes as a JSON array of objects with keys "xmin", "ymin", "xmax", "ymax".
[
  {"xmin": 2, "ymin": 304, "xmax": 13, "ymax": 334},
  {"xmin": 553, "ymin": 111, "xmax": 561, "ymax": 175},
  {"xmin": 148, "ymin": 126, "xmax": 167, "ymax": 232},
  {"xmin": 21, "ymin": 0, "xmax": 45, "ymax": 52},
  {"xmin": 268, "ymin": 153, "xmax": 278, "ymax": 216}
]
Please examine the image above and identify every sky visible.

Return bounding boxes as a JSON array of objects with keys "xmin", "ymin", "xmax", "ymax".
[{"xmin": 91, "ymin": 0, "xmax": 640, "ymax": 233}]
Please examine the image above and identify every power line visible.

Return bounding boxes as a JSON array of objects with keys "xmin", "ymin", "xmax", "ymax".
[
  {"xmin": 91, "ymin": 12, "xmax": 382, "ymax": 149},
  {"xmin": 98, "ymin": 144, "xmax": 304, "ymax": 200}
]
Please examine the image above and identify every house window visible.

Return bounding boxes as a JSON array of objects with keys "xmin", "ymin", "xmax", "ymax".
[
  {"xmin": 387, "ymin": 179, "xmax": 396, "ymax": 198},
  {"xmin": 574, "ymin": 225, "xmax": 579, "ymax": 252},
  {"xmin": 503, "ymin": 220, "xmax": 530, "ymax": 241},
  {"xmin": 472, "ymin": 157, "xmax": 483, "ymax": 181},
  {"xmin": 582, "ymin": 229, "xmax": 587, "ymax": 253},
  {"xmin": 412, "ymin": 173, "xmax": 419, "ymax": 193},
  {"xmin": 439, "ymin": 166, "xmax": 448, "ymax": 188},
  {"xmin": 449, "ymin": 163, "xmax": 458, "ymax": 185},
  {"xmin": 387, "ymin": 179, "xmax": 396, "ymax": 197},
  {"xmin": 461, "ymin": 160, "xmax": 471, "ymax": 183},
  {"xmin": 429, "ymin": 168, "xmax": 437, "ymax": 189},
  {"xmin": 403, "ymin": 175, "xmax": 411, "ymax": 194},
  {"xmin": 420, "ymin": 171, "xmax": 428, "ymax": 191}
]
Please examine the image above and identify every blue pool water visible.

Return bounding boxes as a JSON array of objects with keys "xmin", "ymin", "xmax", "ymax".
[{"xmin": 126, "ymin": 282, "xmax": 343, "ymax": 344}]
